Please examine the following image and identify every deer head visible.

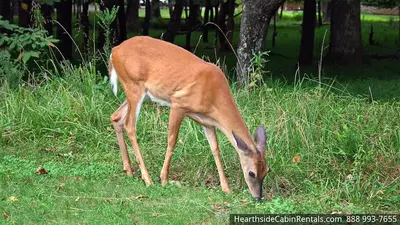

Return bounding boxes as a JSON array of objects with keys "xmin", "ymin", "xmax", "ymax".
[{"xmin": 233, "ymin": 125, "xmax": 270, "ymax": 200}]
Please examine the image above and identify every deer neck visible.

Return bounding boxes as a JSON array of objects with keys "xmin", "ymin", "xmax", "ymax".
[{"xmin": 212, "ymin": 100, "xmax": 255, "ymax": 152}]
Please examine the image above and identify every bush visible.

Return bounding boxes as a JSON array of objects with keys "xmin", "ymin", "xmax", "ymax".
[{"xmin": 0, "ymin": 50, "xmax": 23, "ymax": 89}]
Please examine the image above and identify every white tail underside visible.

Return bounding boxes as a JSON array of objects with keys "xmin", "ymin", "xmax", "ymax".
[{"xmin": 110, "ymin": 54, "xmax": 118, "ymax": 96}]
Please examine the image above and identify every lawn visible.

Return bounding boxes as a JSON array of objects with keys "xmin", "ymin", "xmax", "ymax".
[{"xmin": 1, "ymin": 9, "xmax": 400, "ymax": 224}]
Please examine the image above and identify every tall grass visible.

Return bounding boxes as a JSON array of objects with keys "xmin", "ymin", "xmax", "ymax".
[{"xmin": 1, "ymin": 59, "xmax": 399, "ymax": 224}]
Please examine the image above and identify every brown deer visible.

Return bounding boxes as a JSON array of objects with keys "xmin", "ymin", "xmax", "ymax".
[{"xmin": 109, "ymin": 36, "xmax": 270, "ymax": 199}]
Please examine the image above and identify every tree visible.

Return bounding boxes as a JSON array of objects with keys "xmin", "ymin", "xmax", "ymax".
[
  {"xmin": 143, "ymin": 0, "xmax": 151, "ymax": 35},
  {"xmin": 186, "ymin": 0, "xmax": 200, "ymax": 50},
  {"xmin": 322, "ymin": 0, "xmax": 331, "ymax": 23},
  {"xmin": 41, "ymin": 3, "xmax": 54, "ymax": 36},
  {"xmin": 19, "ymin": 0, "xmax": 32, "ymax": 27},
  {"xmin": 152, "ymin": 0, "xmax": 161, "ymax": 18},
  {"xmin": 168, "ymin": 0, "xmax": 173, "ymax": 18},
  {"xmin": 126, "ymin": 0, "xmax": 140, "ymax": 32},
  {"xmin": 298, "ymin": 0, "xmax": 316, "ymax": 65},
  {"xmin": 0, "ymin": 0, "xmax": 10, "ymax": 22},
  {"xmin": 202, "ymin": 0, "xmax": 212, "ymax": 43},
  {"xmin": 327, "ymin": 0, "xmax": 363, "ymax": 64},
  {"xmin": 56, "ymin": 0, "xmax": 72, "ymax": 59},
  {"xmin": 217, "ymin": 0, "xmax": 235, "ymax": 51},
  {"xmin": 117, "ymin": 0, "xmax": 127, "ymax": 42},
  {"xmin": 236, "ymin": 0, "xmax": 284, "ymax": 87},
  {"xmin": 317, "ymin": 0, "xmax": 322, "ymax": 26},
  {"xmin": 0, "ymin": 0, "xmax": 10, "ymax": 33},
  {"xmin": 163, "ymin": 0, "xmax": 184, "ymax": 42},
  {"xmin": 80, "ymin": 0, "xmax": 90, "ymax": 54}
]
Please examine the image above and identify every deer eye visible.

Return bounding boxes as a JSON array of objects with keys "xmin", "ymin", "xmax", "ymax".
[{"xmin": 248, "ymin": 171, "xmax": 256, "ymax": 178}]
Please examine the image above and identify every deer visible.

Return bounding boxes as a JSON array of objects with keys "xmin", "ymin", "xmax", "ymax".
[{"xmin": 108, "ymin": 36, "xmax": 270, "ymax": 200}]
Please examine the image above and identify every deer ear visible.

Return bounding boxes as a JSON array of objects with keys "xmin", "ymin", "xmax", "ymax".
[
  {"xmin": 232, "ymin": 131, "xmax": 250, "ymax": 152},
  {"xmin": 254, "ymin": 125, "xmax": 267, "ymax": 154}
]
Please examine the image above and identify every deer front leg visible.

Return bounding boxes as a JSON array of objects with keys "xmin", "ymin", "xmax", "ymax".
[
  {"xmin": 124, "ymin": 92, "xmax": 153, "ymax": 185},
  {"xmin": 111, "ymin": 100, "xmax": 133, "ymax": 176},
  {"xmin": 160, "ymin": 107, "xmax": 185, "ymax": 186},
  {"xmin": 203, "ymin": 126, "xmax": 231, "ymax": 193}
]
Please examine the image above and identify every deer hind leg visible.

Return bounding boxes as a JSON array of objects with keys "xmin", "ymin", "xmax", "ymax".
[
  {"xmin": 110, "ymin": 100, "xmax": 133, "ymax": 176},
  {"xmin": 203, "ymin": 126, "xmax": 231, "ymax": 193},
  {"xmin": 124, "ymin": 87, "xmax": 153, "ymax": 185},
  {"xmin": 160, "ymin": 107, "xmax": 185, "ymax": 186}
]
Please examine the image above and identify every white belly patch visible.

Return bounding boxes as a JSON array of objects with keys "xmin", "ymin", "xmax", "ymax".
[
  {"xmin": 146, "ymin": 91, "xmax": 171, "ymax": 107},
  {"xmin": 133, "ymin": 91, "xmax": 171, "ymax": 129}
]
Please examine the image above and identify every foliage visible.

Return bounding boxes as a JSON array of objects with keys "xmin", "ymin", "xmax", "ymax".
[
  {"xmin": 96, "ymin": 6, "xmax": 119, "ymax": 57},
  {"xmin": 248, "ymin": 51, "xmax": 269, "ymax": 88},
  {"xmin": 0, "ymin": 16, "xmax": 58, "ymax": 64},
  {"xmin": 0, "ymin": 51, "xmax": 22, "ymax": 89}
]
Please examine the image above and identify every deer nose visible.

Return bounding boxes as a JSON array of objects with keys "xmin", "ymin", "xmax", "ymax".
[{"xmin": 254, "ymin": 196, "xmax": 262, "ymax": 201}]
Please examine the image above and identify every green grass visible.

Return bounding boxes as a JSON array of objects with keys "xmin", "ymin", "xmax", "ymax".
[{"xmin": 1, "ymin": 60, "xmax": 399, "ymax": 223}]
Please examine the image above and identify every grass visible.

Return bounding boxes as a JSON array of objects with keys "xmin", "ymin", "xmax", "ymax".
[
  {"xmin": 1, "ymin": 62, "xmax": 400, "ymax": 223},
  {"xmin": 1, "ymin": 10, "xmax": 400, "ymax": 224}
]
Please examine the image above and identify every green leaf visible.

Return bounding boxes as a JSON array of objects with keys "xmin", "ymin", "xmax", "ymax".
[
  {"xmin": 31, "ymin": 52, "xmax": 40, "ymax": 58},
  {"xmin": 22, "ymin": 52, "xmax": 32, "ymax": 63},
  {"xmin": 9, "ymin": 41, "xmax": 16, "ymax": 50}
]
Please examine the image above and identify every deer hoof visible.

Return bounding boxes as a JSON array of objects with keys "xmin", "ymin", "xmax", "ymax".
[{"xmin": 222, "ymin": 186, "xmax": 231, "ymax": 193}]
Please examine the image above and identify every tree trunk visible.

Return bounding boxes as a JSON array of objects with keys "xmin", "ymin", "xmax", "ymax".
[
  {"xmin": 398, "ymin": 5, "xmax": 399, "ymax": 52},
  {"xmin": 210, "ymin": 5, "xmax": 214, "ymax": 22},
  {"xmin": 152, "ymin": 0, "xmax": 161, "ymax": 18},
  {"xmin": 217, "ymin": 0, "xmax": 234, "ymax": 51},
  {"xmin": 56, "ymin": 0, "xmax": 73, "ymax": 59},
  {"xmin": 317, "ymin": 0, "xmax": 322, "ymax": 26},
  {"xmin": 236, "ymin": 0, "xmax": 284, "ymax": 87},
  {"xmin": 126, "ymin": 0, "xmax": 140, "ymax": 32},
  {"xmin": 75, "ymin": 0, "xmax": 81, "ymax": 20},
  {"xmin": 226, "ymin": 0, "xmax": 235, "ymax": 49},
  {"xmin": 186, "ymin": 1, "xmax": 199, "ymax": 51},
  {"xmin": 217, "ymin": 2, "xmax": 226, "ymax": 47},
  {"xmin": 18, "ymin": 0, "xmax": 32, "ymax": 27},
  {"xmin": 298, "ymin": 0, "xmax": 316, "ymax": 65},
  {"xmin": 272, "ymin": 12, "xmax": 277, "ymax": 47},
  {"xmin": 368, "ymin": 24, "xmax": 375, "ymax": 45},
  {"xmin": 143, "ymin": 0, "xmax": 151, "ymax": 35},
  {"xmin": 327, "ymin": 0, "xmax": 363, "ymax": 64},
  {"xmin": 10, "ymin": 0, "xmax": 14, "ymax": 22},
  {"xmin": 163, "ymin": 0, "xmax": 183, "ymax": 42},
  {"xmin": 12, "ymin": 0, "xmax": 19, "ymax": 23},
  {"xmin": 0, "ymin": 0, "xmax": 10, "ymax": 34},
  {"xmin": 213, "ymin": 4, "xmax": 219, "ymax": 46},
  {"xmin": 322, "ymin": 0, "xmax": 331, "ymax": 23},
  {"xmin": 0, "ymin": 0, "xmax": 10, "ymax": 23},
  {"xmin": 117, "ymin": 0, "xmax": 127, "ymax": 42},
  {"xmin": 168, "ymin": 0, "xmax": 173, "ymax": 18},
  {"xmin": 80, "ymin": 0, "xmax": 89, "ymax": 56},
  {"xmin": 202, "ymin": 0, "xmax": 211, "ymax": 43},
  {"xmin": 41, "ymin": 4, "xmax": 53, "ymax": 36},
  {"xmin": 279, "ymin": 1, "xmax": 284, "ymax": 19}
]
